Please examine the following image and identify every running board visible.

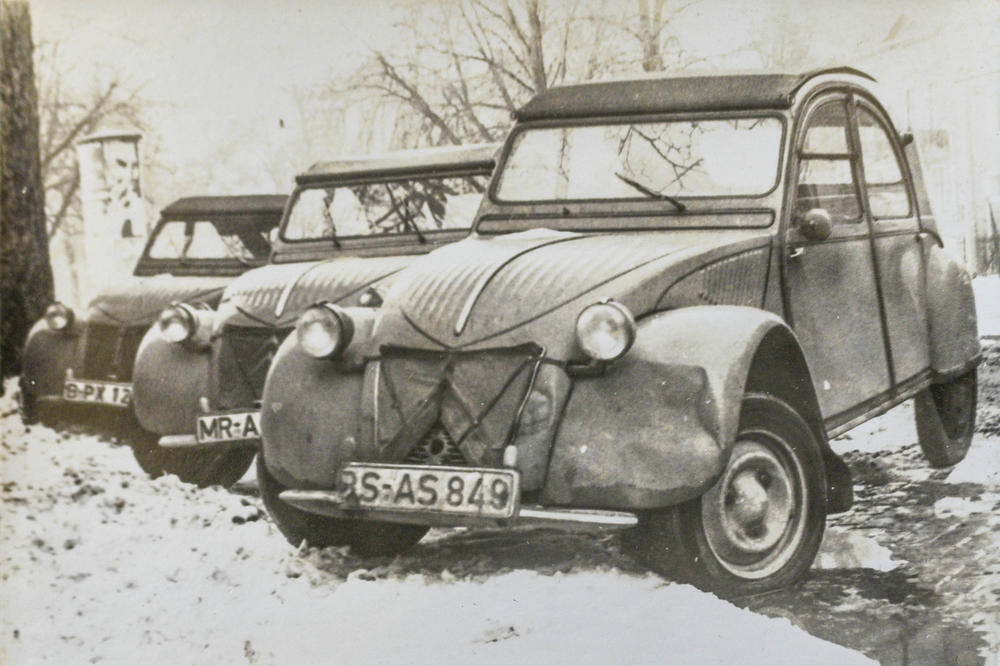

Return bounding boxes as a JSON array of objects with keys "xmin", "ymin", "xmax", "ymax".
[
  {"xmin": 279, "ymin": 489, "xmax": 638, "ymax": 531},
  {"xmin": 158, "ymin": 434, "xmax": 259, "ymax": 449}
]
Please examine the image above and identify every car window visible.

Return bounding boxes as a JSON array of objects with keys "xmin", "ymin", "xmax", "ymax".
[
  {"xmin": 495, "ymin": 117, "xmax": 783, "ymax": 201},
  {"xmin": 795, "ymin": 101, "xmax": 861, "ymax": 224},
  {"xmin": 857, "ymin": 106, "xmax": 912, "ymax": 219},
  {"xmin": 282, "ymin": 176, "xmax": 487, "ymax": 241},
  {"xmin": 146, "ymin": 219, "xmax": 265, "ymax": 262}
]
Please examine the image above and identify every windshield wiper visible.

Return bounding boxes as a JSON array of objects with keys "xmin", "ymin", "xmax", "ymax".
[
  {"xmin": 386, "ymin": 186, "xmax": 426, "ymax": 243},
  {"xmin": 614, "ymin": 172, "xmax": 686, "ymax": 212}
]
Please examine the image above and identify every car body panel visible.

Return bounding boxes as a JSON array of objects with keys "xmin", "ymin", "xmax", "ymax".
[{"xmin": 259, "ymin": 69, "xmax": 977, "ymax": 525}]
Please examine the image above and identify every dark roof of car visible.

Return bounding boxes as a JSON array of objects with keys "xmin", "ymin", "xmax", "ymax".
[
  {"xmin": 515, "ymin": 67, "xmax": 875, "ymax": 121},
  {"xmin": 160, "ymin": 195, "xmax": 288, "ymax": 218},
  {"xmin": 297, "ymin": 143, "xmax": 501, "ymax": 184}
]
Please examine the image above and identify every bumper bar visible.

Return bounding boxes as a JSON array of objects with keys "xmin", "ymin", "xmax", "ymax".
[
  {"xmin": 158, "ymin": 434, "xmax": 259, "ymax": 450},
  {"xmin": 279, "ymin": 489, "xmax": 638, "ymax": 531}
]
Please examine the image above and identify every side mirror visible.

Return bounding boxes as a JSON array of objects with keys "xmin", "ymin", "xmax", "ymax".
[
  {"xmin": 797, "ymin": 208, "xmax": 832, "ymax": 241},
  {"xmin": 900, "ymin": 131, "xmax": 914, "ymax": 146}
]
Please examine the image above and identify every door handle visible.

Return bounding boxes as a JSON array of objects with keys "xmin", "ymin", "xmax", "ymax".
[{"xmin": 788, "ymin": 246, "xmax": 805, "ymax": 259}]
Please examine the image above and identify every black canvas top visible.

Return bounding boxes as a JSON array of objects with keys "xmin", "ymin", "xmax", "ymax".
[
  {"xmin": 160, "ymin": 195, "xmax": 288, "ymax": 219},
  {"xmin": 515, "ymin": 67, "xmax": 875, "ymax": 121},
  {"xmin": 298, "ymin": 143, "xmax": 501, "ymax": 184}
]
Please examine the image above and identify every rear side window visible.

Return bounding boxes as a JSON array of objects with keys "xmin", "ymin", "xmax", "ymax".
[
  {"xmin": 794, "ymin": 101, "xmax": 862, "ymax": 224},
  {"xmin": 856, "ymin": 106, "xmax": 912, "ymax": 219}
]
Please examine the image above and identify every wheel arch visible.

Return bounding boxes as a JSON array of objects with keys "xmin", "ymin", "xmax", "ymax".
[{"xmin": 743, "ymin": 326, "xmax": 853, "ymax": 513}]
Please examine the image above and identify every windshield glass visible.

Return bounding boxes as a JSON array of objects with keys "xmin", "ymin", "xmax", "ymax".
[
  {"xmin": 282, "ymin": 175, "xmax": 487, "ymax": 241},
  {"xmin": 495, "ymin": 117, "xmax": 783, "ymax": 202},
  {"xmin": 146, "ymin": 219, "xmax": 272, "ymax": 263}
]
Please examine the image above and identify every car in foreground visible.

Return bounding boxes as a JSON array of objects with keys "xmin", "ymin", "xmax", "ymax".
[
  {"xmin": 257, "ymin": 68, "xmax": 979, "ymax": 594},
  {"xmin": 20, "ymin": 195, "xmax": 285, "ymax": 434},
  {"xmin": 129, "ymin": 144, "xmax": 498, "ymax": 487}
]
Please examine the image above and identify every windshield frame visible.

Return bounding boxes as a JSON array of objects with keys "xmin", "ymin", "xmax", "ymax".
[
  {"xmin": 488, "ymin": 110, "xmax": 788, "ymax": 207},
  {"xmin": 277, "ymin": 171, "xmax": 489, "ymax": 245},
  {"xmin": 134, "ymin": 214, "xmax": 278, "ymax": 277}
]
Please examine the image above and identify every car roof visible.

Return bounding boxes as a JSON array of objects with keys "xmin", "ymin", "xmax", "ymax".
[
  {"xmin": 515, "ymin": 67, "xmax": 875, "ymax": 121},
  {"xmin": 160, "ymin": 195, "xmax": 288, "ymax": 219},
  {"xmin": 297, "ymin": 143, "xmax": 501, "ymax": 184}
]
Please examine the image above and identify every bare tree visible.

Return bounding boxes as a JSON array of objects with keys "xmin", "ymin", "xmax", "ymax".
[
  {"xmin": 352, "ymin": 0, "xmax": 698, "ymax": 150},
  {"xmin": 1, "ymin": 0, "xmax": 54, "ymax": 379},
  {"xmin": 35, "ymin": 42, "xmax": 152, "ymax": 238}
]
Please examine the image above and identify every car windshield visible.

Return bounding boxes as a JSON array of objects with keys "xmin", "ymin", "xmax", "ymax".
[
  {"xmin": 282, "ymin": 175, "xmax": 488, "ymax": 241},
  {"xmin": 145, "ymin": 219, "xmax": 272, "ymax": 263},
  {"xmin": 495, "ymin": 117, "xmax": 783, "ymax": 202}
]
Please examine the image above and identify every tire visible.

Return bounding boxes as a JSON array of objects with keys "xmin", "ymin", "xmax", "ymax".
[
  {"xmin": 256, "ymin": 456, "xmax": 428, "ymax": 557},
  {"xmin": 19, "ymin": 382, "xmax": 40, "ymax": 425},
  {"xmin": 630, "ymin": 393, "xmax": 827, "ymax": 596},
  {"xmin": 123, "ymin": 415, "xmax": 256, "ymax": 488},
  {"xmin": 915, "ymin": 369, "xmax": 977, "ymax": 468}
]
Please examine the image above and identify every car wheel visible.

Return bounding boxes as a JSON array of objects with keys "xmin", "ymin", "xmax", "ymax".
[
  {"xmin": 915, "ymin": 369, "xmax": 977, "ymax": 468},
  {"xmin": 19, "ymin": 382, "xmax": 40, "ymax": 425},
  {"xmin": 631, "ymin": 393, "xmax": 827, "ymax": 595},
  {"xmin": 256, "ymin": 456, "xmax": 428, "ymax": 558},
  {"xmin": 123, "ymin": 416, "xmax": 256, "ymax": 488}
]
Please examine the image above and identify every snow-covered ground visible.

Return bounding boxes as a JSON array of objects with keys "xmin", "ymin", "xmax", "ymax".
[{"xmin": 0, "ymin": 382, "xmax": 874, "ymax": 665}]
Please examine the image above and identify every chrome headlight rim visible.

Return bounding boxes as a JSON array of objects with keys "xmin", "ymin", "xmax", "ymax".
[
  {"xmin": 575, "ymin": 300, "xmax": 637, "ymax": 362},
  {"xmin": 44, "ymin": 302, "xmax": 75, "ymax": 331},
  {"xmin": 157, "ymin": 302, "xmax": 199, "ymax": 344},
  {"xmin": 296, "ymin": 301, "xmax": 355, "ymax": 359}
]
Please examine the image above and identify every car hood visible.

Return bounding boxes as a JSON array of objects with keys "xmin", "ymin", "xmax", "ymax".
[
  {"xmin": 218, "ymin": 255, "xmax": 415, "ymax": 328},
  {"xmin": 87, "ymin": 275, "xmax": 231, "ymax": 326},
  {"xmin": 375, "ymin": 227, "xmax": 772, "ymax": 354}
]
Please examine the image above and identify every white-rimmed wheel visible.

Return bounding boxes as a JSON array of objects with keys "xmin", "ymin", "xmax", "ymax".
[{"xmin": 632, "ymin": 393, "xmax": 827, "ymax": 595}]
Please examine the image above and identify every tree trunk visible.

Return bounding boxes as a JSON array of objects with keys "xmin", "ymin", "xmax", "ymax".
[{"xmin": 1, "ymin": 0, "xmax": 54, "ymax": 380}]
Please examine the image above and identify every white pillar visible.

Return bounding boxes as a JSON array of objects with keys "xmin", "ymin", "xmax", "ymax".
[{"xmin": 75, "ymin": 130, "xmax": 148, "ymax": 303}]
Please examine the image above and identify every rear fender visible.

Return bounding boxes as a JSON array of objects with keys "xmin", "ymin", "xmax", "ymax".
[
  {"xmin": 924, "ymin": 243, "xmax": 980, "ymax": 378},
  {"xmin": 542, "ymin": 306, "xmax": 851, "ymax": 512},
  {"xmin": 131, "ymin": 326, "xmax": 211, "ymax": 434},
  {"xmin": 21, "ymin": 317, "xmax": 83, "ymax": 399}
]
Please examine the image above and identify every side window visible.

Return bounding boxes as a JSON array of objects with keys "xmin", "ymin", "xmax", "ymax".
[
  {"xmin": 794, "ymin": 101, "xmax": 861, "ymax": 224},
  {"xmin": 856, "ymin": 106, "xmax": 912, "ymax": 219}
]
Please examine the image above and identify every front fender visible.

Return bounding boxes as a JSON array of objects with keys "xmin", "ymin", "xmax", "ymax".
[
  {"xmin": 260, "ymin": 335, "xmax": 365, "ymax": 489},
  {"xmin": 541, "ymin": 306, "xmax": 810, "ymax": 509},
  {"xmin": 21, "ymin": 317, "xmax": 84, "ymax": 399},
  {"xmin": 131, "ymin": 327, "xmax": 210, "ymax": 434}
]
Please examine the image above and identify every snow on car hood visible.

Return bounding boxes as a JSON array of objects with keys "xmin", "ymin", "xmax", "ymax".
[
  {"xmin": 376, "ymin": 228, "xmax": 770, "ymax": 350},
  {"xmin": 218, "ymin": 255, "xmax": 414, "ymax": 328},
  {"xmin": 87, "ymin": 275, "xmax": 231, "ymax": 326}
]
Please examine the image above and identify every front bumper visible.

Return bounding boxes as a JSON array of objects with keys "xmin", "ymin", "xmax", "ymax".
[{"xmin": 279, "ymin": 488, "xmax": 638, "ymax": 531}]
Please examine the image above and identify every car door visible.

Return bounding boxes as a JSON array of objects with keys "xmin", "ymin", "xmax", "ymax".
[
  {"xmin": 784, "ymin": 94, "xmax": 891, "ymax": 423},
  {"xmin": 853, "ymin": 98, "xmax": 931, "ymax": 390}
]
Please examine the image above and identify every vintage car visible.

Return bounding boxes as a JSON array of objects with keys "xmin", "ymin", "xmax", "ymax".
[
  {"xmin": 257, "ymin": 68, "xmax": 979, "ymax": 594},
  {"xmin": 20, "ymin": 195, "xmax": 285, "ymax": 433},
  {"xmin": 129, "ymin": 144, "xmax": 498, "ymax": 487}
]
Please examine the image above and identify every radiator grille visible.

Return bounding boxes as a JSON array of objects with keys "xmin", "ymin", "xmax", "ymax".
[
  {"xmin": 402, "ymin": 422, "xmax": 467, "ymax": 466},
  {"xmin": 212, "ymin": 325, "xmax": 291, "ymax": 410},
  {"xmin": 80, "ymin": 323, "xmax": 147, "ymax": 381}
]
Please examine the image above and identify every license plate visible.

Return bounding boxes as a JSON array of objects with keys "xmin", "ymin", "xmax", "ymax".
[
  {"xmin": 195, "ymin": 410, "xmax": 262, "ymax": 444},
  {"xmin": 339, "ymin": 463, "xmax": 518, "ymax": 519},
  {"xmin": 63, "ymin": 379, "xmax": 132, "ymax": 407}
]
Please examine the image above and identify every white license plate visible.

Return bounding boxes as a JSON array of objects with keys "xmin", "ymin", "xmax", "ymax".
[
  {"xmin": 195, "ymin": 410, "xmax": 262, "ymax": 444},
  {"xmin": 339, "ymin": 463, "xmax": 518, "ymax": 519},
  {"xmin": 63, "ymin": 379, "xmax": 132, "ymax": 407}
]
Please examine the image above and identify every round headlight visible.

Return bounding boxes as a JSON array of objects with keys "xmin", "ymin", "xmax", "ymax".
[
  {"xmin": 575, "ymin": 301, "xmax": 636, "ymax": 361},
  {"xmin": 157, "ymin": 304, "xmax": 197, "ymax": 344},
  {"xmin": 296, "ymin": 303, "xmax": 354, "ymax": 359},
  {"xmin": 44, "ymin": 302, "xmax": 74, "ymax": 331}
]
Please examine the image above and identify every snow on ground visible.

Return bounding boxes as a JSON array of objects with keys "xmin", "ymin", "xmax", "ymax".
[
  {"xmin": 974, "ymin": 275, "xmax": 1000, "ymax": 339},
  {"xmin": 0, "ymin": 381, "xmax": 873, "ymax": 665}
]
